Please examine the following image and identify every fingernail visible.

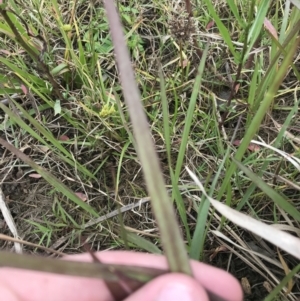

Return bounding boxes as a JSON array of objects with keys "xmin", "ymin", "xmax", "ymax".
[
  {"xmin": 0, "ymin": 284, "xmax": 19, "ymax": 301},
  {"xmin": 156, "ymin": 283, "xmax": 195, "ymax": 301}
]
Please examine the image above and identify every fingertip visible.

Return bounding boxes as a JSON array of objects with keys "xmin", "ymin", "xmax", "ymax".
[
  {"xmin": 192, "ymin": 263, "xmax": 243, "ymax": 301},
  {"xmin": 125, "ymin": 273, "xmax": 209, "ymax": 301}
]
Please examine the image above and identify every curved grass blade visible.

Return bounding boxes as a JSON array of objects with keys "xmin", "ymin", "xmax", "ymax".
[
  {"xmin": 186, "ymin": 167, "xmax": 300, "ymax": 260},
  {"xmin": 245, "ymin": 0, "xmax": 270, "ymax": 59}
]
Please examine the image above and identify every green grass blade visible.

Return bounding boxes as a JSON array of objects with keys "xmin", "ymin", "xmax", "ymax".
[
  {"xmin": 103, "ymin": 0, "xmax": 191, "ymax": 275},
  {"xmin": 264, "ymin": 264, "xmax": 300, "ymax": 301},
  {"xmin": 238, "ymin": 92, "xmax": 300, "ymax": 212},
  {"xmin": 160, "ymin": 68, "xmax": 191, "ymax": 242},
  {"xmin": 202, "ymin": 0, "xmax": 239, "ymax": 62},
  {"xmin": 174, "ymin": 44, "xmax": 209, "ymax": 184},
  {"xmin": 160, "ymin": 69, "xmax": 171, "ymax": 168},
  {"xmin": 217, "ymin": 36, "xmax": 300, "ymax": 201},
  {"xmin": 0, "ymin": 137, "xmax": 99, "ymax": 217},
  {"xmin": 190, "ymin": 124, "xmax": 233, "ymax": 260},
  {"xmin": 171, "ymin": 44, "xmax": 209, "ymax": 243},
  {"xmin": 0, "ymin": 101, "xmax": 95, "ymax": 180},
  {"xmin": 233, "ymin": 158, "xmax": 300, "ymax": 222},
  {"xmin": 226, "ymin": 0, "xmax": 246, "ymax": 28},
  {"xmin": 245, "ymin": 0, "xmax": 270, "ymax": 60},
  {"xmin": 124, "ymin": 232, "xmax": 162, "ymax": 254},
  {"xmin": 0, "ymin": 57, "xmax": 46, "ymax": 87}
]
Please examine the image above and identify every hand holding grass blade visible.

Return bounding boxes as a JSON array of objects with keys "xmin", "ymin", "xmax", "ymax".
[{"xmin": 0, "ymin": 251, "xmax": 242, "ymax": 301}]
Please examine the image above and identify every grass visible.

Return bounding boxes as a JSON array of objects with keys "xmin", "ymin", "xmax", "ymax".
[{"xmin": 0, "ymin": 0, "xmax": 299, "ymax": 299}]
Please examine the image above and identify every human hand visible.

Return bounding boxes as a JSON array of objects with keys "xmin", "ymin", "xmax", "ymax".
[{"xmin": 0, "ymin": 251, "xmax": 243, "ymax": 301}]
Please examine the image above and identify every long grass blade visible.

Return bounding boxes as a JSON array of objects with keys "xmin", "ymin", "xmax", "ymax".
[
  {"xmin": 102, "ymin": 0, "xmax": 191, "ymax": 274},
  {"xmin": 217, "ymin": 36, "xmax": 300, "ymax": 201},
  {"xmin": 264, "ymin": 264, "xmax": 300, "ymax": 301},
  {"xmin": 232, "ymin": 158, "xmax": 300, "ymax": 222},
  {"xmin": 0, "ymin": 137, "xmax": 99, "ymax": 217}
]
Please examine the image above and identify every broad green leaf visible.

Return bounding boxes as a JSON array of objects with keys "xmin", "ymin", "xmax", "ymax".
[{"xmin": 51, "ymin": 63, "xmax": 69, "ymax": 76}]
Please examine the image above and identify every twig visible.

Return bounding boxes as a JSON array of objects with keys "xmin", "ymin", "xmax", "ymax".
[{"xmin": 0, "ymin": 233, "xmax": 65, "ymax": 256}]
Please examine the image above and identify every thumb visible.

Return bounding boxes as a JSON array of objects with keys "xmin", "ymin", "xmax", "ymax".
[{"xmin": 125, "ymin": 273, "xmax": 210, "ymax": 301}]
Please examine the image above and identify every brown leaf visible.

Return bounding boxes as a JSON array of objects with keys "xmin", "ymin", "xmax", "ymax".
[
  {"xmin": 180, "ymin": 59, "xmax": 189, "ymax": 68},
  {"xmin": 277, "ymin": 248, "xmax": 294, "ymax": 293},
  {"xmin": 263, "ymin": 281, "xmax": 272, "ymax": 293},
  {"xmin": 0, "ymin": 49, "xmax": 11, "ymax": 55},
  {"xmin": 209, "ymin": 245, "xmax": 228, "ymax": 261},
  {"xmin": 105, "ymin": 91, "xmax": 116, "ymax": 100},
  {"xmin": 234, "ymin": 83, "xmax": 240, "ymax": 93},
  {"xmin": 247, "ymin": 144, "xmax": 260, "ymax": 152},
  {"xmin": 241, "ymin": 277, "xmax": 251, "ymax": 295}
]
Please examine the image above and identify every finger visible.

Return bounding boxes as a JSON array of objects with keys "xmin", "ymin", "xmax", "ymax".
[
  {"xmin": 0, "ymin": 251, "xmax": 243, "ymax": 301},
  {"xmin": 0, "ymin": 268, "xmax": 109, "ymax": 301},
  {"xmin": 0, "ymin": 283, "xmax": 20, "ymax": 301},
  {"xmin": 79, "ymin": 251, "xmax": 243, "ymax": 301},
  {"xmin": 124, "ymin": 273, "xmax": 209, "ymax": 301}
]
